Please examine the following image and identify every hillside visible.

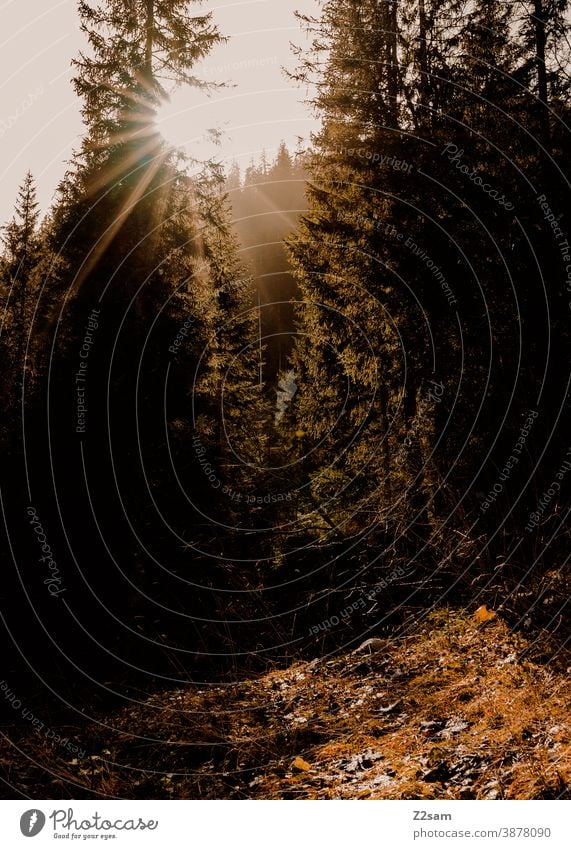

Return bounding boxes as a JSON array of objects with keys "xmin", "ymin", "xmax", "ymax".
[{"xmin": 2, "ymin": 610, "xmax": 569, "ymax": 800}]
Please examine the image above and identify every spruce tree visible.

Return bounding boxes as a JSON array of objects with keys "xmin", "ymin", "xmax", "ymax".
[
  {"xmin": 288, "ymin": 1, "xmax": 432, "ymax": 551},
  {"xmin": 73, "ymin": 0, "xmax": 221, "ymax": 149},
  {"xmin": 0, "ymin": 172, "xmax": 50, "ymax": 434},
  {"xmin": 1, "ymin": 172, "xmax": 40, "ymax": 366},
  {"xmin": 24, "ymin": 1, "xmax": 268, "ymax": 672},
  {"xmin": 287, "ymin": 0, "xmax": 571, "ymax": 599}
]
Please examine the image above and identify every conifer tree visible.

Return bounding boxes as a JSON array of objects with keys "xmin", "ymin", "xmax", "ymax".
[
  {"xmin": 1, "ymin": 172, "xmax": 40, "ymax": 364},
  {"xmin": 0, "ymin": 172, "xmax": 46, "ymax": 433},
  {"xmin": 25, "ymin": 1, "xmax": 269, "ymax": 667},
  {"xmin": 73, "ymin": 0, "xmax": 221, "ymax": 149},
  {"xmin": 227, "ymin": 145, "xmax": 307, "ymax": 383},
  {"xmin": 288, "ymin": 1, "xmax": 430, "ymax": 547},
  {"xmin": 287, "ymin": 0, "xmax": 571, "ymax": 587}
]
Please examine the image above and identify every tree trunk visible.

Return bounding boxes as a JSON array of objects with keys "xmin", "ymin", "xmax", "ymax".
[
  {"xmin": 380, "ymin": 384, "xmax": 392, "ymax": 504},
  {"xmin": 533, "ymin": 0, "xmax": 550, "ymax": 146},
  {"xmin": 385, "ymin": 0, "xmax": 400, "ymax": 127},
  {"xmin": 145, "ymin": 0, "xmax": 154, "ymax": 86},
  {"xmin": 418, "ymin": 0, "xmax": 429, "ymax": 118}
]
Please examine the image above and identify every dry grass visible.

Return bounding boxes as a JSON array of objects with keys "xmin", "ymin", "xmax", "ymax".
[{"xmin": 1, "ymin": 609, "xmax": 569, "ymax": 799}]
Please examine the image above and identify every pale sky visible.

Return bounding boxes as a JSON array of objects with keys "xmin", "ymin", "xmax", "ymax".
[{"xmin": 0, "ymin": 0, "xmax": 319, "ymax": 226}]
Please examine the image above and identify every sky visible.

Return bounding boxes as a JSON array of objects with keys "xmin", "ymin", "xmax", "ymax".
[{"xmin": 0, "ymin": 0, "xmax": 320, "ymax": 226}]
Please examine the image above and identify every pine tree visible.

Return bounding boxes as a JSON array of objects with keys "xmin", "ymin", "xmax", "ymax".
[
  {"xmin": 24, "ymin": 0, "xmax": 271, "ymax": 668},
  {"xmin": 44, "ymin": 1, "xmax": 223, "ymax": 313},
  {"xmin": 73, "ymin": 0, "xmax": 221, "ymax": 151},
  {"xmin": 286, "ymin": 0, "xmax": 571, "ymax": 613},
  {"xmin": 1, "ymin": 172, "xmax": 40, "ymax": 361},
  {"xmin": 0, "ymin": 172, "xmax": 44, "ymax": 425},
  {"xmin": 287, "ymin": 1, "xmax": 435, "ymax": 550},
  {"xmin": 516, "ymin": 0, "xmax": 571, "ymax": 144},
  {"xmin": 227, "ymin": 145, "xmax": 307, "ymax": 383}
]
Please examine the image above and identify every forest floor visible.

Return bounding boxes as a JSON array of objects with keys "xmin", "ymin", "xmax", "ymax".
[{"xmin": 1, "ymin": 609, "xmax": 569, "ymax": 800}]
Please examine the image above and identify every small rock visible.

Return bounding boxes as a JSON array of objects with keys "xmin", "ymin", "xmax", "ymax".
[
  {"xmin": 441, "ymin": 719, "xmax": 470, "ymax": 738},
  {"xmin": 378, "ymin": 698, "xmax": 404, "ymax": 714}
]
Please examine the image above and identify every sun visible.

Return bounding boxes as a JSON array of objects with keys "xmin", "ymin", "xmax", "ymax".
[
  {"xmin": 155, "ymin": 91, "xmax": 196, "ymax": 150},
  {"xmin": 155, "ymin": 88, "xmax": 223, "ymax": 155}
]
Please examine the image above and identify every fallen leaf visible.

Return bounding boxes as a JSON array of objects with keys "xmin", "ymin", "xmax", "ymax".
[
  {"xmin": 474, "ymin": 604, "xmax": 497, "ymax": 623},
  {"xmin": 292, "ymin": 757, "xmax": 311, "ymax": 772}
]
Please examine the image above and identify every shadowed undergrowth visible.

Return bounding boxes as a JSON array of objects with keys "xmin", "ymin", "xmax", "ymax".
[{"xmin": 1, "ymin": 609, "xmax": 569, "ymax": 800}]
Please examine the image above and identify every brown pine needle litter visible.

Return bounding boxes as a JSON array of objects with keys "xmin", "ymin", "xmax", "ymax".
[{"xmin": 1, "ymin": 609, "xmax": 569, "ymax": 799}]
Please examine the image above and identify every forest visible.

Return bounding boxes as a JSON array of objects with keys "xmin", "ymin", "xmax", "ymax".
[{"xmin": 0, "ymin": 0, "xmax": 570, "ymax": 801}]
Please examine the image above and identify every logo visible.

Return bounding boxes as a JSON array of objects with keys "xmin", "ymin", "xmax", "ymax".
[{"xmin": 20, "ymin": 810, "xmax": 46, "ymax": 837}]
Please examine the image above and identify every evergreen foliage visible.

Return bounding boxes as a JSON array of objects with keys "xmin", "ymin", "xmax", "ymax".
[
  {"xmin": 1, "ymin": 1, "xmax": 570, "ymax": 694},
  {"xmin": 286, "ymin": 0, "xmax": 571, "ymax": 610}
]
